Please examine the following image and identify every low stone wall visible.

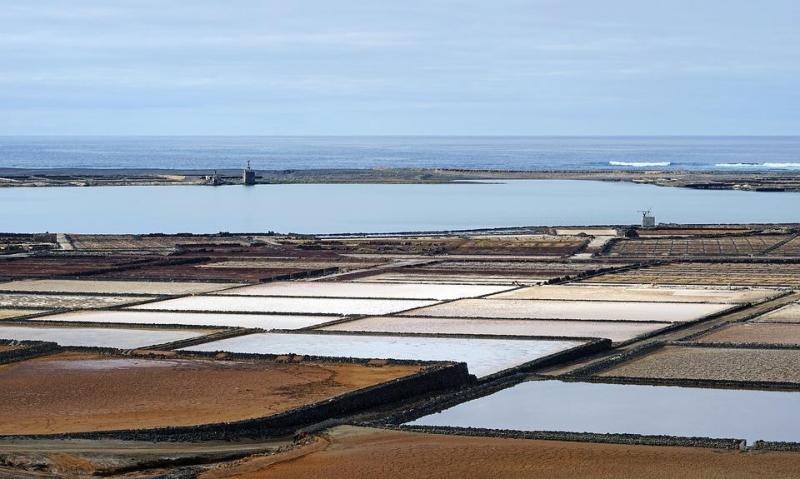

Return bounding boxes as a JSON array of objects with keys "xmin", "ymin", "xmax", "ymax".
[
  {"xmin": 396, "ymin": 425, "xmax": 744, "ymax": 450},
  {"xmin": 378, "ymin": 372, "xmax": 528, "ymax": 426},
  {"xmin": 753, "ymin": 440, "xmax": 800, "ymax": 452},
  {"xmin": 562, "ymin": 373, "xmax": 800, "ymax": 392},
  {"xmin": 546, "ymin": 261, "xmax": 661, "ymax": 285},
  {"xmin": 0, "ymin": 339, "xmax": 61, "ymax": 364},
  {"xmin": 564, "ymin": 341, "xmax": 663, "ymax": 377}
]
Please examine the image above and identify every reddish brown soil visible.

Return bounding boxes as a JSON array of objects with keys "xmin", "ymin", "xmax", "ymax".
[
  {"xmin": 201, "ymin": 426, "xmax": 800, "ymax": 479},
  {"xmin": 0, "ymin": 353, "xmax": 422, "ymax": 435},
  {"xmin": 68, "ymin": 234, "xmax": 252, "ymax": 250},
  {"xmin": 402, "ymin": 260, "xmax": 613, "ymax": 278},
  {"xmin": 284, "ymin": 237, "xmax": 587, "ymax": 256},
  {"xmin": 0, "ymin": 256, "xmax": 157, "ymax": 279},
  {"xmin": 93, "ymin": 263, "xmax": 309, "ymax": 282}
]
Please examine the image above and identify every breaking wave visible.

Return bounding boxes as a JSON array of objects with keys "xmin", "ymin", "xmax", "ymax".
[{"xmin": 716, "ymin": 162, "xmax": 800, "ymax": 170}]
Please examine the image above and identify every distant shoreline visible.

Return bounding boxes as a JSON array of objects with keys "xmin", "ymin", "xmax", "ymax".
[{"xmin": 2, "ymin": 167, "xmax": 800, "ymax": 192}]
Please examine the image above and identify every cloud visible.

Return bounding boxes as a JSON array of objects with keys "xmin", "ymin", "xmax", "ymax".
[{"xmin": 0, "ymin": 30, "xmax": 416, "ymax": 50}]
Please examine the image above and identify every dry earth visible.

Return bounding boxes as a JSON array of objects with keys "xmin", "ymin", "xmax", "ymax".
[
  {"xmin": 0, "ymin": 353, "xmax": 421, "ymax": 435},
  {"xmin": 199, "ymin": 426, "xmax": 800, "ymax": 479}
]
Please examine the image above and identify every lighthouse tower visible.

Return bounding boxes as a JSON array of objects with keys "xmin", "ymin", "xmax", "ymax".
[{"xmin": 242, "ymin": 160, "xmax": 256, "ymax": 185}]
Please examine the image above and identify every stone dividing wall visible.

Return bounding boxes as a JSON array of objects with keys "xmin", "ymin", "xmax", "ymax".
[
  {"xmin": 261, "ymin": 267, "xmax": 340, "ymax": 282},
  {"xmin": 146, "ymin": 328, "xmax": 259, "ymax": 351},
  {"xmin": 376, "ymin": 339, "xmax": 612, "ymax": 425},
  {"xmin": 480, "ymin": 338, "xmax": 610, "ymax": 382},
  {"xmin": 546, "ymin": 262, "xmax": 659, "ymax": 285},
  {"xmin": 560, "ymin": 373, "xmax": 800, "ymax": 392},
  {"xmin": 378, "ymin": 372, "xmax": 530, "ymax": 426},
  {"xmin": 0, "ymin": 348, "xmax": 470, "ymax": 442},
  {"xmin": 257, "ymin": 330, "xmax": 611, "ymax": 382},
  {"xmin": 566, "ymin": 341, "xmax": 800, "ymax": 391},
  {"xmin": 563, "ymin": 341, "xmax": 664, "ymax": 377},
  {"xmin": 396, "ymin": 425, "xmax": 744, "ymax": 450},
  {"xmin": 673, "ymin": 341, "xmax": 800, "ymax": 351},
  {"xmin": 0, "ymin": 339, "xmax": 60, "ymax": 364},
  {"xmin": 753, "ymin": 440, "xmax": 800, "ymax": 452}
]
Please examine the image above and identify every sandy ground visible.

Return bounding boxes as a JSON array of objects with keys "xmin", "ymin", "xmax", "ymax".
[
  {"xmin": 0, "ymin": 437, "xmax": 292, "ymax": 478},
  {"xmin": 0, "ymin": 279, "xmax": 241, "ymax": 295},
  {"xmin": 600, "ymin": 345, "xmax": 800, "ymax": 383},
  {"xmin": 755, "ymin": 303, "xmax": 800, "ymax": 323},
  {"xmin": 0, "ymin": 309, "xmax": 43, "ymax": 319},
  {"xmin": 199, "ymin": 426, "xmax": 800, "ymax": 479},
  {"xmin": 0, "ymin": 353, "xmax": 421, "ymax": 434},
  {"xmin": 698, "ymin": 322, "xmax": 800, "ymax": 345}
]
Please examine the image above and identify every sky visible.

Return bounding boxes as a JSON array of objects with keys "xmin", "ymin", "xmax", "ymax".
[{"xmin": 0, "ymin": 0, "xmax": 798, "ymax": 135}]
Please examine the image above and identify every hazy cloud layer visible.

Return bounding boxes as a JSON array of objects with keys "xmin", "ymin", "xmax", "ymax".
[{"xmin": 1, "ymin": 0, "xmax": 798, "ymax": 134}]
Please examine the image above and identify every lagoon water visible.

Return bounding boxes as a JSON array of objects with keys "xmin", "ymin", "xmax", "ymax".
[
  {"xmin": 409, "ymin": 380, "xmax": 800, "ymax": 443},
  {"xmin": 2, "ymin": 180, "xmax": 800, "ymax": 234}
]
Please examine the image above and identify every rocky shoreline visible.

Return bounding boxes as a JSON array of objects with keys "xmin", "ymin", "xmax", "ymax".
[{"xmin": 3, "ymin": 167, "xmax": 800, "ymax": 191}]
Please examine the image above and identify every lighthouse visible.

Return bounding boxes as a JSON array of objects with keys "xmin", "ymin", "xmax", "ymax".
[{"xmin": 242, "ymin": 160, "xmax": 256, "ymax": 185}]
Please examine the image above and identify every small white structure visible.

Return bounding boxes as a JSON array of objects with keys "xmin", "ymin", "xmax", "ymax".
[{"xmin": 640, "ymin": 209, "xmax": 656, "ymax": 228}]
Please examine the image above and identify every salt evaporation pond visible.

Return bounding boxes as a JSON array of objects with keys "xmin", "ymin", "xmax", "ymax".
[
  {"xmin": 322, "ymin": 316, "xmax": 670, "ymax": 343},
  {"xmin": 755, "ymin": 303, "xmax": 800, "ymax": 323},
  {"xmin": 33, "ymin": 311, "xmax": 336, "ymax": 330},
  {"xmin": 0, "ymin": 279, "xmax": 241, "ymax": 296},
  {"xmin": 409, "ymin": 380, "xmax": 800, "ymax": 444},
  {"xmin": 403, "ymin": 299, "xmax": 730, "ymax": 322},
  {"xmin": 130, "ymin": 296, "xmax": 437, "ymax": 316},
  {"xmin": 0, "ymin": 325, "xmax": 207, "ymax": 349},
  {"xmin": 4, "ymin": 180, "xmax": 800, "ymax": 233},
  {"xmin": 358, "ymin": 272, "xmax": 547, "ymax": 286},
  {"xmin": 219, "ymin": 281, "xmax": 512, "ymax": 300},
  {"xmin": 0, "ymin": 293, "xmax": 154, "ymax": 310},
  {"xmin": 492, "ymin": 284, "xmax": 780, "ymax": 304},
  {"xmin": 182, "ymin": 332, "xmax": 584, "ymax": 378}
]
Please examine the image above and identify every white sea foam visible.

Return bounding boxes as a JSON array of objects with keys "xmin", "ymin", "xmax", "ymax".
[
  {"xmin": 608, "ymin": 161, "xmax": 671, "ymax": 167},
  {"xmin": 716, "ymin": 162, "xmax": 800, "ymax": 169}
]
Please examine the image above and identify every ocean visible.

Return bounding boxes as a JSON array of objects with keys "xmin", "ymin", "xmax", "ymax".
[{"xmin": 0, "ymin": 136, "xmax": 798, "ymax": 171}]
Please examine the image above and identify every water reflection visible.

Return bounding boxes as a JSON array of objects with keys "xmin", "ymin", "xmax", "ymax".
[{"xmin": 410, "ymin": 380, "xmax": 800, "ymax": 443}]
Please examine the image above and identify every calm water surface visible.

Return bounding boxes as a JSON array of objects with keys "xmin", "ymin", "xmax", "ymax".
[
  {"xmin": 409, "ymin": 380, "xmax": 800, "ymax": 443},
  {"xmin": 2, "ymin": 180, "xmax": 800, "ymax": 233}
]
